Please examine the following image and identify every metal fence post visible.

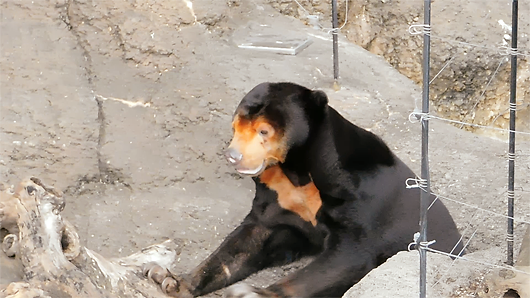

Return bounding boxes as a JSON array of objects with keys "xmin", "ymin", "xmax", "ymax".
[
  {"xmin": 419, "ymin": 0, "xmax": 432, "ymax": 297},
  {"xmin": 331, "ymin": 0, "xmax": 339, "ymax": 85},
  {"xmin": 507, "ymin": 0, "xmax": 518, "ymax": 267}
]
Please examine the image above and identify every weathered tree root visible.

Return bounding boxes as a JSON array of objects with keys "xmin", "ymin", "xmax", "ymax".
[{"xmin": 0, "ymin": 177, "xmax": 181, "ymax": 298}]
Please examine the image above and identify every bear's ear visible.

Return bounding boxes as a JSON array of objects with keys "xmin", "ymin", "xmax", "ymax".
[{"xmin": 311, "ymin": 90, "xmax": 329, "ymax": 108}]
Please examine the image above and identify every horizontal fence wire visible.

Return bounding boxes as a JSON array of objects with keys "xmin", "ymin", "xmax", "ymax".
[
  {"xmin": 405, "ymin": 179, "xmax": 530, "ymax": 225},
  {"xmin": 409, "ymin": 112, "xmax": 530, "ymax": 136},
  {"xmin": 292, "ymin": 0, "xmax": 350, "ymax": 33},
  {"xmin": 409, "ymin": 30, "xmax": 530, "ymax": 57},
  {"xmin": 424, "ymin": 247, "xmax": 530, "ymax": 276}
]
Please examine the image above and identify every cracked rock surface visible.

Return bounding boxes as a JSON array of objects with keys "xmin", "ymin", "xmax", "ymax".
[
  {"xmin": 1, "ymin": 0, "xmax": 529, "ymax": 297},
  {"xmin": 1, "ymin": 0, "xmax": 99, "ymax": 191}
]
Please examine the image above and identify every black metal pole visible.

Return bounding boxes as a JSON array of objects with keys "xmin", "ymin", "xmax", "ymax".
[
  {"xmin": 419, "ymin": 0, "xmax": 432, "ymax": 297},
  {"xmin": 331, "ymin": 0, "xmax": 339, "ymax": 83},
  {"xmin": 507, "ymin": 0, "xmax": 518, "ymax": 267}
]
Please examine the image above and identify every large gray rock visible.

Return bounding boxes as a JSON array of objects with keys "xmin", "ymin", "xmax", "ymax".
[
  {"xmin": 343, "ymin": 251, "xmax": 447, "ymax": 298},
  {"xmin": 343, "ymin": 249, "xmax": 515, "ymax": 298}
]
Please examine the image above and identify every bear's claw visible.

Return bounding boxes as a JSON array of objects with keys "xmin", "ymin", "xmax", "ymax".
[{"xmin": 142, "ymin": 262, "xmax": 193, "ymax": 298}]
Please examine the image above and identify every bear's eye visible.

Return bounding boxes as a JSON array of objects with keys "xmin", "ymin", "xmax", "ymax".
[{"xmin": 259, "ymin": 130, "xmax": 268, "ymax": 136}]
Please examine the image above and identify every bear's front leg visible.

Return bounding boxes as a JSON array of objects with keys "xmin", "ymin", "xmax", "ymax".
[
  {"xmin": 225, "ymin": 238, "xmax": 380, "ymax": 298},
  {"xmin": 144, "ymin": 218, "xmax": 274, "ymax": 297}
]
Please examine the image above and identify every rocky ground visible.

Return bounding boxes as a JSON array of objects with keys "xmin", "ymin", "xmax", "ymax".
[{"xmin": 1, "ymin": 0, "xmax": 529, "ymax": 297}]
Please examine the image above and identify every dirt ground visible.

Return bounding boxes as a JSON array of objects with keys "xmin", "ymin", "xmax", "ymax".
[{"xmin": 1, "ymin": 0, "xmax": 529, "ymax": 297}]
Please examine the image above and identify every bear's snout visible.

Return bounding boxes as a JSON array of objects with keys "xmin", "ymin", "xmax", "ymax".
[{"xmin": 225, "ymin": 148, "xmax": 243, "ymax": 165}]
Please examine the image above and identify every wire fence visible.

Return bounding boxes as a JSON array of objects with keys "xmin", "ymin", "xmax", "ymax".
[
  {"xmin": 404, "ymin": 0, "xmax": 529, "ymax": 297},
  {"xmin": 314, "ymin": 0, "xmax": 530, "ymax": 296},
  {"xmin": 300, "ymin": 0, "xmax": 529, "ymax": 296}
]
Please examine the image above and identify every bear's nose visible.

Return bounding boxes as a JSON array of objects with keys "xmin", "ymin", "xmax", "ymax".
[{"xmin": 225, "ymin": 148, "xmax": 242, "ymax": 165}]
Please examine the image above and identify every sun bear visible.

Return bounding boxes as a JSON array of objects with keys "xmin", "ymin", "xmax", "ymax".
[{"xmin": 144, "ymin": 82, "xmax": 464, "ymax": 298}]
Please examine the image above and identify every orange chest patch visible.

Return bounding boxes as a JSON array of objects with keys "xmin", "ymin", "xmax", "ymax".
[{"xmin": 259, "ymin": 166, "xmax": 322, "ymax": 226}]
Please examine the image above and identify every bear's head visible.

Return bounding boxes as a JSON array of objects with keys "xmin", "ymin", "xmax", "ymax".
[{"xmin": 224, "ymin": 82, "xmax": 328, "ymax": 176}]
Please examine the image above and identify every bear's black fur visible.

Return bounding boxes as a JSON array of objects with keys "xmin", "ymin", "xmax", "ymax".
[{"xmin": 145, "ymin": 82, "xmax": 464, "ymax": 298}]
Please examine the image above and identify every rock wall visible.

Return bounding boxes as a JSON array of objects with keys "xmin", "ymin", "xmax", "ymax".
[{"xmin": 268, "ymin": 0, "xmax": 530, "ymax": 139}]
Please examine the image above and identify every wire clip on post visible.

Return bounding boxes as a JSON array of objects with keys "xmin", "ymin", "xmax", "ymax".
[
  {"xmin": 499, "ymin": 46, "xmax": 518, "ymax": 56},
  {"xmin": 408, "ymin": 24, "xmax": 431, "ymax": 36},
  {"xmin": 408, "ymin": 232, "xmax": 437, "ymax": 251},
  {"xmin": 406, "ymin": 177, "xmax": 428, "ymax": 189},
  {"xmin": 408, "ymin": 111, "xmax": 431, "ymax": 123}
]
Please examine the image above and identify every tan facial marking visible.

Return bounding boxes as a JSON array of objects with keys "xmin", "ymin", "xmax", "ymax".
[
  {"xmin": 260, "ymin": 165, "xmax": 322, "ymax": 226},
  {"xmin": 228, "ymin": 115, "xmax": 287, "ymax": 174}
]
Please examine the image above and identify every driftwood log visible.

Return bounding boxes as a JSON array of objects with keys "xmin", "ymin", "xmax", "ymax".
[{"xmin": 0, "ymin": 177, "xmax": 181, "ymax": 298}]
